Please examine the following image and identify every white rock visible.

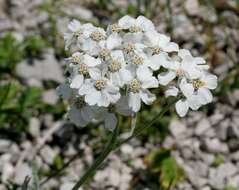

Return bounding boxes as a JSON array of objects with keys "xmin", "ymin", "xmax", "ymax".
[
  {"xmin": 60, "ymin": 182, "xmax": 80, "ymax": 190},
  {"xmin": 40, "ymin": 146, "xmax": 57, "ymax": 164},
  {"xmin": 185, "ymin": 0, "xmax": 200, "ymax": 16},
  {"xmin": 16, "ymin": 50, "xmax": 64, "ymax": 83},
  {"xmin": 169, "ymin": 119, "xmax": 187, "ymax": 138},
  {"xmin": 204, "ymin": 138, "xmax": 229, "ymax": 153},
  {"xmin": 29, "ymin": 117, "xmax": 40, "ymax": 137},
  {"xmin": 14, "ymin": 163, "xmax": 32, "ymax": 184},
  {"xmin": 0, "ymin": 140, "xmax": 11, "ymax": 153},
  {"xmin": 217, "ymin": 162, "xmax": 237, "ymax": 178},
  {"xmin": 42, "ymin": 89, "xmax": 58, "ymax": 105},
  {"xmin": 1, "ymin": 162, "xmax": 14, "ymax": 183},
  {"xmin": 195, "ymin": 118, "xmax": 211, "ymax": 135},
  {"xmin": 228, "ymin": 175, "xmax": 239, "ymax": 187},
  {"xmin": 120, "ymin": 144, "xmax": 133, "ymax": 155}
]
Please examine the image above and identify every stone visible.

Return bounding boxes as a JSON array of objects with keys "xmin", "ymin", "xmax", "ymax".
[
  {"xmin": 29, "ymin": 117, "xmax": 41, "ymax": 137},
  {"xmin": 0, "ymin": 140, "xmax": 11, "ymax": 153},
  {"xmin": 120, "ymin": 144, "xmax": 133, "ymax": 155},
  {"xmin": 228, "ymin": 175, "xmax": 239, "ymax": 187},
  {"xmin": 195, "ymin": 118, "xmax": 211, "ymax": 135},
  {"xmin": 216, "ymin": 119, "xmax": 229, "ymax": 140},
  {"xmin": 40, "ymin": 146, "xmax": 57, "ymax": 164},
  {"xmin": 60, "ymin": 182, "xmax": 76, "ymax": 190},
  {"xmin": 42, "ymin": 89, "xmax": 58, "ymax": 105},
  {"xmin": 185, "ymin": 0, "xmax": 200, "ymax": 16},
  {"xmin": 169, "ymin": 119, "xmax": 187, "ymax": 138},
  {"xmin": 204, "ymin": 138, "xmax": 229, "ymax": 154},
  {"xmin": 14, "ymin": 163, "xmax": 32, "ymax": 184},
  {"xmin": 1, "ymin": 162, "xmax": 14, "ymax": 183},
  {"xmin": 16, "ymin": 50, "xmax": 64, "ymax": 83}
]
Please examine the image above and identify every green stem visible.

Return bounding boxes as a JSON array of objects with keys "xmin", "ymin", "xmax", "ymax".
[{"xmin": 71, "ymin": 119, "xmax": 120, "ymax": 190}]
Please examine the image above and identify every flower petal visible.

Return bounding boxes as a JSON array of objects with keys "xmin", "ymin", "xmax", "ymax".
[
  {"xmin": 158, "ymin": 71, "xmax": 176, "ymax": 85},
  {"xmin": 104, "ymin": 113, "xmax": 117, "ymax": 131},
  {"xmin": 70, "ymin": 75, "xmax": 84, "ymax": 89},
  {"xmin": 197, "ymin": 87, "xmax": 213, "ymax": 104},
  {"xmin": 139, "ymin": 90, "xmax": 156, "ymax": 105},
  {"xmin": 84, "ymin": 54, "xmax": 101, "ymax": 67},
  {"xmin": 106, "ymin": 33, "xmax": 122, "ymax": 50},
  {"xmin": 175, "ymin": 99, "xmax": 189, "ymax": 117},
  {"xmin": 165, "ymin": 86, "xmax": 179, "ymax": 97},
  {"xmin": 128, "ymin": 92, "xmax": 141, "ymax": 112}
]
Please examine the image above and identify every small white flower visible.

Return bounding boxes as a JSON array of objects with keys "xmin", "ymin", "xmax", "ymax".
[
  {"xmin": 78, "ymin": 68, "xmax": 121, "ymax": 107},
  {"xmin": 68, "ymin": 102, "xmax": 94, "ymax": 127},
  {"xmin": 127, "ymin": 66, "xmax": 158, "ymax": 112},
  {"xmin": 69, "ymin": 53, "xmax": 101, "ymax": 89},
  {"xmin": 107, "ymin": 50, "xmax": 132, "ymax": 87},
  {"xmin": 144, "ymin": 32, "xmax": 179, "ymax": 53}
]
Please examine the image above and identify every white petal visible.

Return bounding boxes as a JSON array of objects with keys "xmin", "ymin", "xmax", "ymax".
[
  {"xmin": 136, "ymin": 16, "xmax": 155, "ymax": 31},
  {"xmin": 197, "ymin": 88, "xmax": 213, "ymax": 104},
  {"xmin": 115, "ymin": 96, "xmax": 132, "ymax": 116},
  {"xmin": 84, "ymin": 88, "xmax": 101, "ymax": 106},
  {"xmin": 70, "ymin": 75, "xmax": 84, "ymax": 89},
  {"xmin": 119, "ymin": 69, "xmax": 133, "ymax": 83},
  {"xmin": 178, "ymin": 49, "xmax": 191, "ymax": 59},
  {"xmin": 118, "ymin": 15, "xmax": 135, "ymax": 29},
  {"xmin": 203, "ymin": 73, "xmax": 218, "ymax": 89},
  {"xmin": 97, "ymin": 91, "xmax": 110, "ymax": 107},
  {"xmin": 56, "ymin": 84, "xmax": 72, "ymax": 100},
  {"xmin": 165, "ymin": 87, "xmax": 179, "ymax": 97},
  {"xmin": 137, "ymin": 66, "xmax": 153, "ymax": 82},
  {"xmin": 163, "ymin": 42, "xmax": 179, "ymax": 52},
  {"xmin": 111, "ymin": 50, "xmax": 125, "ymax": 63},
  {"xmin": 68, "ymin": 106, "xmax": 87, "ymax": 127},
  {"xmin": 143, "ymin": 31, "xmax": 159, "ymax": 46},
  {"xmin": 179, "ymin": 78, "xmax": 194, "ymax": 98},
  {"xmin": 139, "ymin": 90, "xmax": 156, "ymax": 105},
  {"xmin": 175, "ymin": 99, "xmax": 189, "ymax": 117},
  {"xmin": 187, "ymin": 95, "xmax": 202, "ymax": 110},
  {"xmin": 78, "ymin": 80, "xmax": 94, "ymax": 95},
  {"xmin": 128, "ymin": 92, "xmax": 141, "ymax": 112},
  {"xmin": 81, "ymin": 106, "xmax": 94, "ymax": 122},
  {"xmin": 84, "ymin": 54, "xmax": 101, "ymax": 67},
  {"xmin": 104, "ymin": 113, "xmax": 117, "ymax": 131},
  {"xmin": 141, "ymin": 77, "xmax": 158, "ymax": 89},
  {"xmin": 158, "ymin": 71, "xmax": 176, "ymax": 85},
  {"xmin": 106, "ymin": 33, "xmax": 122, "ymax": 50},
  {"xmin": 89, "ymin": 67, "xmax": 101, "ymax": 80},
  {"xmin": 158, "ymin": 34, "xmax": 170, "ymax": 48}
]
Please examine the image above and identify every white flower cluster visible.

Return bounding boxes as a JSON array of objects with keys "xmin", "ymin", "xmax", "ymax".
[{"xmin": 57, "ymin": 15, "xmax": 217, "ymax": 130}]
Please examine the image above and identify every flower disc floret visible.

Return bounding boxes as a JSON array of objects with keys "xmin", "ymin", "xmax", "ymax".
[
  {"xmin": 78, "ymin": 63, "xmax": 89, "ymax": 75},
  {"xmin": 132, "ymin": 55, "xmax": 144, "ymax": 65},
  {"xmin": 108, "ymin": 60, "xmax": 121, "ymax": 72},
  {"xmin": 95, "ymin": 79, "xmax": 107, "ymax": 90},
  {"xmin": 90, "ymin": 31, "xmax": 106, "ymax": 41},
  {"xmin": 129, "ymin": 79, "xmax": 141, "ymax": 93},
  {"xmin": 123, "ymin": 43, "xmax": 135, "ymax": 54}
]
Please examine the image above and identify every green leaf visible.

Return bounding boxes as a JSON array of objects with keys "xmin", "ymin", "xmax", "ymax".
[
  {"xmin": 0, "ymin": 33, "xmax": 23, "ymax": 74},
  {"xmin": 145, "ymin": 149, "xmax": 186, "ymax": 189}
]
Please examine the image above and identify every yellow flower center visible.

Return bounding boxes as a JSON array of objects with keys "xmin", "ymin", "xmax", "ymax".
[
  {"xmin": 152, "ymin": 47, "xmax": 162, "ymax": 55},
  {"xmin": 129, "ymin": 79, "xmax": 141, "ymax": 93},
  {"xmin": 108, "ymin": 60, "xmax": 121, "ymax": 72},
  {"xmin": 111, "ymin": 23, "xmax": 122, "ymax": 33},
  {"xmin": 129, "ymin": 25, "xmax": 142, "ymax": 33},
  {"xmin": 176, "ymin": 69, "xmax": 185, "ymax": 76},
  {"xmin": 193, "ymin": 79, "xmax": 205, "ymax": 89},
  {"xmin": 95, "ymin": 79, "xmax": 107, "ymax": 90},
  {"xmin": 132, "ymin": 55, "xmax": 144, "ymax": 65},
  {"xmin": 78, "ymin": 63, "xmax": 89, "ymax": 75},
  {"xmin": 72, "ymin": 54, "xmax": 81, "ymax": 63},
  {"xmin": 124, "ymin": 43, "xmax": 135, "ymax": 54},
  {"xmin": 90, "ymin": 31, "xmax": 106, "ymax": 41},
  {"xmin": 99, "ymin": 48, "xmax": 110, "ymax": 60}
]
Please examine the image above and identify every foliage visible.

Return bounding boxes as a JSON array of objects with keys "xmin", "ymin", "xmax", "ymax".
[
  {"xmin": 145, "ymin": 149, "xmax": 186, "ymax": 189},
  {"xmin": 224, "ymin": 186, "xmax": 239, "ymax": 190},
  {"xmin": 0, "ymin": 33, "xmax": 24, "ymax": 75},
  {"xmin": 23, "ymin": 36, "xmax": 47, "ymax": 58}
]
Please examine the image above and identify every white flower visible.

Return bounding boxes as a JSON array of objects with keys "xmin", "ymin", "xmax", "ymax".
[
  {"xmin": 69, "ymin": 53, "xmax": 101, "ymax": 89},
  {"xmin": 175, "ymin": 78, "xmax": 202, "ymax": 117},
  {"xmin": 127, "ymin": 66, "xmax": 158, "ymax": 112},
  {"xmin": 107, "ymin": 50, "xmax": 132, "ymax": 87},
  {"xmin": 93, "ymin": 96, "xmax": 132, "ymax": 131},
  {"xmin": 78, "ymin": 68, "xmax": 120, "ymax": 107},
  {"xmin": 118, "ymin": 15, "xmax": 156, "ymax": 43},
  {"xmin": 68, "ymin": 102, "xmax": 95, "ymax": 127},
  {"xmin": 192, "ymin": 72, "xmax": 218, "ymax": 105},
  {"xmin": 144, "ymin": 32, "xmax": 179, "ymax": 53}
]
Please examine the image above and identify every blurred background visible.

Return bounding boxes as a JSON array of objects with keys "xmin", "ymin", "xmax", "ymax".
[{"xmin": 0, "ymin": 0, "xmax": 239, "ymax": 189}]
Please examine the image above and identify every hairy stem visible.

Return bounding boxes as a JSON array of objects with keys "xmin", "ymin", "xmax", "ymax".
[{"xmin": 71, "ymin": 119, "xmax": 120, "ymax": 190}]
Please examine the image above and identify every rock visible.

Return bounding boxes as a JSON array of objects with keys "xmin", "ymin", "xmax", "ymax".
[
  {"xmin": 0, "ymin": 140, "xmax": 11, "ymax": 153},
  {"xmin": 228, "ymin": 175, "xmax": 239, "ymax": 187},
  {"xmin": 192, "ymin": 161, "xmax": 208, "ymax": 177},
  {"xmin": 209, "ymin": 168, "xmax": 225, "ymax": 189},
  {"xmin": 16, "ymin": 50, "xmax": 64, "ymax": 83},
  {"xmin": 120, "ymin": 144, "xmax": 133, "ymax": 155},
  {"xmin": 1, "ymin": 162, "xmax": 14, "ymax": 183},
  {"xmin": 60, "ymin": 182, "xmax": 76, "ymax": 190},
  {"xmin": 29, "ymin": 117, "xmax": 41, "ymax": 137},
  {"xmin": 14, "ymin": 163, "xmax": 32, "ymax": 184},
  {"xmin": 169, "ymin": 119, "xmax": 187, "ymax": 138},
  {"xmin": 204, "ymin": 138, "xmax": 229, "ymax": 154},
  {"xmin": 195, "ymin": 118, "xmax": 211, "ymax": 135},
  {"xmin": 40, "ymin": 146, "xmax": 57, "ymax": 164},
  {"xmin": 201, "ymin": 186, "xmax": 211, "ymax": 190},
  {"xmin": 63, "ymin": 5, "xmax": 93, "ymax": 20},
  {"xmin": 42, "ymin": 89, "xmax": 58, "ymax": 105},
  {"xmin": 185, "ymin": 0, "xmax": 200, "ymax": 16},
  {"xmin": 215, "ymin": 119, "xmax": 229, "ymax": 140}
]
